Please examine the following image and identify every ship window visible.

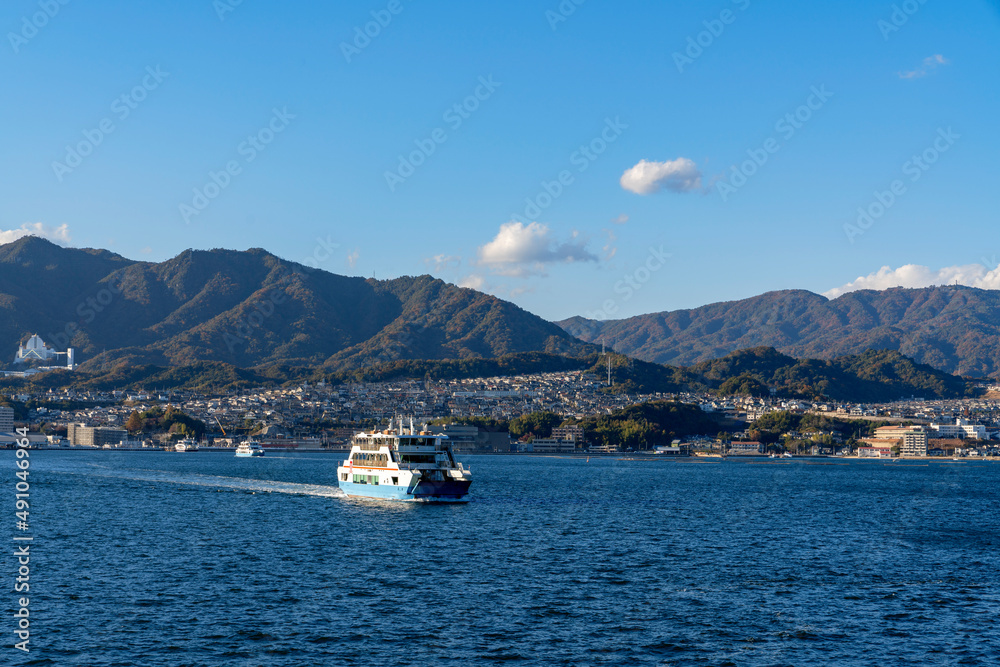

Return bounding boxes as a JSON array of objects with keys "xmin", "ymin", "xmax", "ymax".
[
  {"xmin": 400, "ymin": 454, "xmax": 435, "ymax": 464},
  {"xmin": 391, "ymin": 477, "xmax": 398, "ymax": 485}
]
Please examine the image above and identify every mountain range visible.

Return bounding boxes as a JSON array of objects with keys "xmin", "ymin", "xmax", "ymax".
[
  {"xmin": 0, "ymin": 237, "xmax": 589, "ymax": 371},
  {"xmin": 3, "ymin": 237, "xmax": 1000, "ymax": 389},
  {"xmin": 559, "ymin": 287, "xmax": 1000, "ymax": 378}
]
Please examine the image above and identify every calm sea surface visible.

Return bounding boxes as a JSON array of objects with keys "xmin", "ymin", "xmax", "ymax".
[{"xmin": 4, "ymin": 452, "xmax": 1000, "ymax": 666}]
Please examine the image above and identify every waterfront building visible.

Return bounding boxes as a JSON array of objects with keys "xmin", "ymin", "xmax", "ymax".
[
  {"xmin": 653, "ymin": 443, "xmax": 693, "ymax": 456},
  {"xmin": 859, "ymin": 446, "xmax": 894, "ymax": 458},
  {"xmin": 551, "ymin": 425, "xmax": 585, "ymax": 444},
  {"xmin": 729, "ymin": 441, "xmax": 763, "ymax": 455},
  {"xmin": 0, "ymin": 406, "xmax": 13, "ymax": 433},
  {"xmin": 0, "ymin": 406, "xmax": 14, "ymax": 433},
  {"xmin": 872, "ymin": 425, "xmax": 928, "ymax": 457},
  {"xmin": 67, "ymin": 424, "xmax": 128, "ymax": 447},
  {"xmin": 529, "ymin": 438, "xmax": 576, "ymax": 453}
]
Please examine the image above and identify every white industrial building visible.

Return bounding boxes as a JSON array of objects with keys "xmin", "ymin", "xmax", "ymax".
[
  {"xmin": 929, "ymin": 418, "xmax": 986, "ymax": 440},
  {"xmin": 13, "ymin": 334, "xmax": 75, "ymax": 370}
]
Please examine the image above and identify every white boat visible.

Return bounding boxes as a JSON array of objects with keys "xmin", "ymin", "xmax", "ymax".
[
  {"xmin": 337, "ymin": 419, "xmax": 471, "ymax": 502},
  {"xmin": 235, "ymin": 440, "xmax": 265, "ymax": 457},
  {"xmin": 173, "ymin": 438, "xmax": 199, "ymax": 452}
]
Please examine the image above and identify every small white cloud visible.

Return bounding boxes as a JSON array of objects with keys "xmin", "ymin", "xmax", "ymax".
[
  {"xmin": 477, "ymin": 221, "xmax": 597, "ymax": 276},
  {"xmin": 0, "ymin": 223, "xmax": 71, "ymax": 245},
  {"xmin": 458, "ymin": 274, "xmax": 486, "ymax": 290},
  {"xmin": 611, "ymin": 214, "xmax": 629, "ymax": 225},
  {"xmin": 899, "ymin": 54, "xmax": 948, "ymax": 80},
  {"xmin": 620, "ymin": 158, "xmax": 702, "ymax": 195},
  {"xmin": 425, "ymin": 254, "xmax": 461, "ymax": 271},
  {"xmin": 346, "ymin": 249, "xmax": 360, "ymax": 269},
  {"xmin": 824, "ymin": 263, "xmax": 1000, "ymax": 299}
]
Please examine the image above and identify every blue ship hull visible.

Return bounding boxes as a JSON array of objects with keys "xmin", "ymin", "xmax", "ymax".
[{"xmin": 338, "ymin": 479, "xmax": 471, "ymax": 502}]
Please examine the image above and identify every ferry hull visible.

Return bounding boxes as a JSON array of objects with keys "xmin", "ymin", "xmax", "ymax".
[{"xmin": 338, "ymin": 479, "xmax": 471, "ymax": 502}]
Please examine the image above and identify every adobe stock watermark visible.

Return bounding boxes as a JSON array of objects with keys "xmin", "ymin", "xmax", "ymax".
[
  {"xmin": 223, "ymin": 236, "xmax": 340, "ymax": 353},
  {"xmin": 48, "ymin": 274, "xmax": 127, "ymax": 349},
  {"xmin": 340, "ymin": 0, "xmax": 409, "ymax": 63},
  {"xmin": 844, "ymin": 127, "xmax": 959, "ymax": 244},
  {"xmin": 510, "ymin": 117, "xmax": 627, "ymax": 224},
  {"xmin": 179, "ymin": 107, "xmax": 295, "ymax": 224},
  {"xmin": 7, "ymin": 0, "xmax": 71, "ymax": 54},
  {"xmin": 878, "ymin": 0, "xmax": 931, "ymax": 40},
  {"xmin": 546, "ymin": 0, "xmax": 587, "ymax": 30},
  {"xmin": 52, "ymin": 66, "xmax": 170, "ymax": 183},
  {"xmin": 715, "ymin": 84, "xmax": 833, "ymax": 202},
  {"xmin": 12, "ymin": 428, "xmax": 33, "ymax": 653},
  {"xmin": 575, "ymin": 244, "xmax": 672, "ymax": 326},
  {"xmin": 673, "ymin": 0, "xmax": 751, "ymax": 73},
  {"xmin": 385, "ymin": 75, "xmax": 501, "ymax": 192},
  {"xmin": 213, "ymin": 0, "xmax": 245, "ymax": 21}
]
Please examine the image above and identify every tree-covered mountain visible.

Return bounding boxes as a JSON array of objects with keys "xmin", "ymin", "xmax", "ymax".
[
  {"xmin": 579, "ymin": 347, "xmax": 975, "ymax": 402},
  {"xmin": 0, "ymin": 236, "xmax": 592, "ymax": 371},
  {"xmin": 0, "ymin": 237, "xmax": 982, "ymax": 401},
  {"xmin": 559, "ymin": 286, "xmax": 1000, "ymax": 378}
]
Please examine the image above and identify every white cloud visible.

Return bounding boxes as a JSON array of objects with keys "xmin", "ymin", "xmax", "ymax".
[
  {"xmin": 426, "ymin": 254, "xmax": 461, "ymax": 271},
  {"xmin": 477, "ymin": 221, "xmax": 597, "ymax": 276},
  {"xmin": 458, "ymin": 274, "xmax": 485, "ymax": 290},
  {"xmin": 611, "ymin": 214, "xmax": 629, "ymax": 225},
  {"xmin": 0, "ymin": 223, "xmax": 71, "ymax": 245},
  {"xmin": 824, "ymin": 263, "xmax": 1000, "ymax": 299},
  {"xmin": 346, "ymin": 248, "xmax": 360, "ymax": 269},
  {"xmin": 899, "ymin": 54, "xmax": 948, "ymax": 79},
  {"xmin": 620, "ymin": 158, "xmax": 702, "ymax": 195}
]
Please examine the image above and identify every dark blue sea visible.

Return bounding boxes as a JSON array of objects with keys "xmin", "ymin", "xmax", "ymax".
[{"xmin": 4, "ymin": 452, "xmax": 1000, "ymax": 666}]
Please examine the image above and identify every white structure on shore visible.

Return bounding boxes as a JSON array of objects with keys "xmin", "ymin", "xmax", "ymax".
[
  {"xmin": 929, "ymin": 418, "xmax": 986, "ymax": 440},
  {"xmin": 13, "ymin": 335, "xmax": 75, "ymax": 370}
]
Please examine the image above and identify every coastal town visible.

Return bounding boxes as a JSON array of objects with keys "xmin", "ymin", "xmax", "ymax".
[{"xmin": 3, "ymin": 368, "xmax": 1000, "ymax": 458}]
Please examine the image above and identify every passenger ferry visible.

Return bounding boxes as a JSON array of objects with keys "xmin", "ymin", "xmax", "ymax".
[
  {"xmin": 234, "ymin": 439, "xmax": 265, "ymax": 457},
  {"xmin": 337, "ymin": 420, "xmax": 472, "ymax": 502}
]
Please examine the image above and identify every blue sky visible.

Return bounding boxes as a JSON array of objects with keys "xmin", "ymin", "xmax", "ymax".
[{"xmin": 2, "ymin": 0, "xmax": 998, "ymax": 322}]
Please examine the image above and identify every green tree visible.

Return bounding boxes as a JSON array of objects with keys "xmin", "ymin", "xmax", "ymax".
[{"xmin": 509, "ymin": 411, "xmax": 562, "ymax": 440}]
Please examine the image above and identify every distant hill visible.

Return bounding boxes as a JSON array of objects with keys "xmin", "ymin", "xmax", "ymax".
[
  {"xmin": 0, "ymin": 345, "xmax": 974, "ymax": 403},
  {"xmin": 559, "ymin": 286, "xmax": 1000, "ymax": 378},
  {"xmin": 584, "ymin": 347, "xmax": 974, "ymax": 402},
  {"xmin": 0, "ymin": 237, "xmax": 592, "ymax": 371}
]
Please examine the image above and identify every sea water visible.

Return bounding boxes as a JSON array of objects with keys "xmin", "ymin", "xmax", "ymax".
[{"xmin": 4, "ymin": 452, "xmax": 999, "ymax": 665}]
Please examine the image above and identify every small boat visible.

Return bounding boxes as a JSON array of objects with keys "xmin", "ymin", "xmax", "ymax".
[
  {"xmin": 782, "ymin": 452, "xmax": 793, "ymax": 458},
  {"xmin": 235, "ymin": 439, "xmax": 265, "ymax": 457},
  {"xmin": 173, "ymin": 438, "xmax": 199, "ymax": 453}
]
